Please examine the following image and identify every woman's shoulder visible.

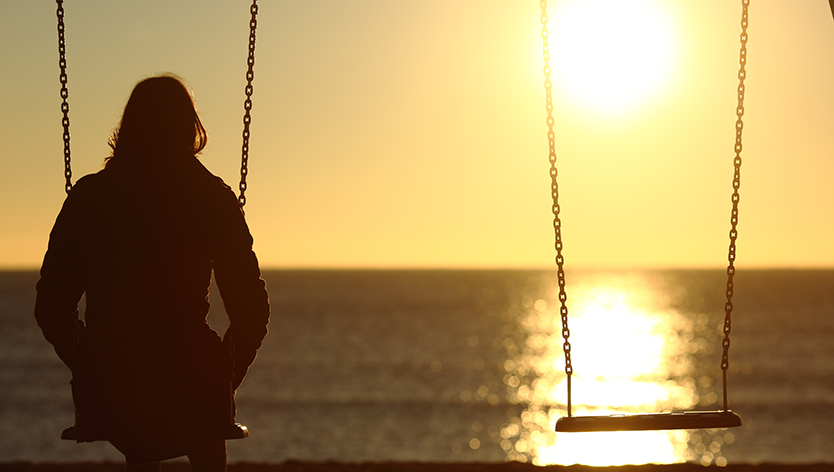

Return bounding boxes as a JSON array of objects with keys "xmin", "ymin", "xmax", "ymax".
[
  {"xmin": 191, "ymin": 161, "xmax": 236, "ymax": 198},
  {"xmin": 71, "ymin": 165, "xmax": 146, "ymax": 195},
  {"xmin": 197, "ymin": 165, "xmax": 232, "ymax": 191},
  {"xmin": 67, "ymin": 169, "xmax": 111, "ymax": 197},
  {"xmin": 180, "ymin": 160, "xmax": 243, "ymax": 214}
]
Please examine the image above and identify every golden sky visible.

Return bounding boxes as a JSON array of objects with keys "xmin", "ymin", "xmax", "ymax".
[{"xmin": 1, "ymin": 0, "xmax": 833, "ymax": 269}]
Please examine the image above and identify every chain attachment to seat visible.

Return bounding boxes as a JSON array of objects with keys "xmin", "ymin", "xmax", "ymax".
[
  {"xmin": 722, "ymin": 0, "xmax": 749, "ymax": 412},
  {"xmin": 540, "ymin": 0, "xmax": 573, "ymax": 418}
]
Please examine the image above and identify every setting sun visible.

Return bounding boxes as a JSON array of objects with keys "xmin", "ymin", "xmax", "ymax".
[{"xmin": 549, "ymin": 0, "xmax": 676, "ymax": 115}]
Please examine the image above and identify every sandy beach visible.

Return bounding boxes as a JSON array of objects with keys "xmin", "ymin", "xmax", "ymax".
[{"xmin": 3, "ymin": 463, "xmax": 834, "ymax": 472}]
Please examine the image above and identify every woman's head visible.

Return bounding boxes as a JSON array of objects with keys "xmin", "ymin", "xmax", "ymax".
[{"xmin": 107, "ymin": 74, "xmax": 207, "ymax": 165}]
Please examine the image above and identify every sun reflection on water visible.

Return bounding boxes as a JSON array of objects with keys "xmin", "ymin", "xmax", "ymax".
[{"xmin": 495, "ymin": 272, "xmax": 733, "ymax": 466}]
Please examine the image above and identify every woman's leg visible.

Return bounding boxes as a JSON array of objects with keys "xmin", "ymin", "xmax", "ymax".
[
  {"xmin": 125, "ymin": 461, "xmax": 161, "ymax": 472},
  {"xmin": 110, "ymin": 440, "xmax": 162, "ymax": 472},
  {"xmin": 187, "ymin": 439, "xmax": 227, "ymax": 472}
]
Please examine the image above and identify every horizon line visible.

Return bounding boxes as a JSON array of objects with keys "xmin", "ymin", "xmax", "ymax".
[{"xmin": 3, "ymin": 264, "xmax": 834, "ymax": 272}]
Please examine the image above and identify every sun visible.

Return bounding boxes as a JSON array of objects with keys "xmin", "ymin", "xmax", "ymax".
[{"xmin": 549, "ymin": 0, "xmax": 676, "ymax": 115}]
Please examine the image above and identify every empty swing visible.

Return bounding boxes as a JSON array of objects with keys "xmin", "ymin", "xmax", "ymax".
[
  {"xmin": 54, "ymin": 0, "xmax": 260, "ymax": 441},
  {"xmin": 539, "ymin": 0, "xmax": 748, "ymax": 433}
]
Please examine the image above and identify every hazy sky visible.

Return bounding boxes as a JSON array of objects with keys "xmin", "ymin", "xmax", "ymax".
[{"xmin": 2, "ymin": 1, "xmax": 833, "ymax": 269}]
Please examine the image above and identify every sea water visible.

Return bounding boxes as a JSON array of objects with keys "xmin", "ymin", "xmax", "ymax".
[{"xmin": 1, "ymin": 269, "xmax": 833, "ymax": 465}]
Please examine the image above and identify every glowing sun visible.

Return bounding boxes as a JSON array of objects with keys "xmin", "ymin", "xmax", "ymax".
[{"xmin": 549, "ymin": 0, "xmax": 676, "ymax": 115}]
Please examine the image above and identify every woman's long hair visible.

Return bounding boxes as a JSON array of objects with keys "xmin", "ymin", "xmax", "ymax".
[{"xmin": 106, "ymin": 75, "xmax": 207, "ymax": 168}]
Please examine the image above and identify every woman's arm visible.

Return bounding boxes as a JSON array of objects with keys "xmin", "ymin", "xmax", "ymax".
[
  {"xmin": 34, "ymin": 186, "xmax": 87, "ymax": 370},
  {"xmin": 212, "ymin": 189, "xmax": 270, "ymax": 390}
]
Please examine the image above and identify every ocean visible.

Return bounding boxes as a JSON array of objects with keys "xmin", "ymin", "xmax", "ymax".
[{"xmin": 1, "ymin": 269, "xmax": 833, "ymax": 466}]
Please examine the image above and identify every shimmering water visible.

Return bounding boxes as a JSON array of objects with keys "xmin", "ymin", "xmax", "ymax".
[{"xmin": 2, "ymin": 269, "xmax": 834, "ymax": 465}]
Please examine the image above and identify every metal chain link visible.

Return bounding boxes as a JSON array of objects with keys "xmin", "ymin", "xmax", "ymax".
[
  {"xmin": 239, "ymin": 0, "xmax": 259, "ymax": 208},
  {"xmin": 540, "ymin": 0, "xmax": 573, "ymax": 417},
  {"xmin": 722, "ymin": 0, "xmax": 749, "ymax": 412},
  {"xmin": 56, "ymin": 0, "xmax": 72, "ymax": 194}
]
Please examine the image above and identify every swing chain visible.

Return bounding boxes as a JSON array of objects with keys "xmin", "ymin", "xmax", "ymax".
[
  {"xmin": 239, "ymin": 0, "xmax": 258, "ymax": 208},
  {"xmin": 722, "ymin": 0, "xmax": 749, "ymax": 411},
  {"xmin": 540, "ymin": 0, "xmax": 573, "ymax": 416},
  {"xmin": 56, "ymin": 0, "xmax": 72, "ymax": 194}
]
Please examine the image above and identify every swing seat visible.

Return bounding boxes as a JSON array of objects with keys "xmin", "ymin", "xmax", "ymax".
[
  {"xmin": 60, "ymin": 425, "xmax": 107, "ymax": 442},
  {"xmin": 227, "ymin": 422, "xmax": 250, "ymax": 439},
  {"xmin": 61, "ymin": 423, "xmax": 249, "ymax": 441},
  {"xmin": 555, "ymin": 410, "xmax": 742, "ymax": 432}
]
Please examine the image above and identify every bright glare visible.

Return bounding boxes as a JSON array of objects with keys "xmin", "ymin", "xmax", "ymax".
[
  {"xmin": 549, "ymin": 0, "xmax": 676, "ymax": 115},
  {"xmin": 496, "ymin": 273, "xmax": 736, "ymax": 466},
  {"xmin": 537, "ymin": 429, "xmax": 686, "ymax": 467},
  {"xmin": 569, "ymin": 288, "xmax": 666, "ymax": 380}
]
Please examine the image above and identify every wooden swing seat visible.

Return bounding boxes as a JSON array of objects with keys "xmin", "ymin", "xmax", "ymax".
[
  {"xmin": 555, "ymin": 410, "xmax": 742, "ymax": 432},
  {"xmin": 61, "ymin": 423, "xmax": 250, "ymax": 441}
]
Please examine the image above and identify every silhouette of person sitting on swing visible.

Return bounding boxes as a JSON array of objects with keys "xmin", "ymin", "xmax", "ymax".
[{"xmin": 35, "ymin": 74, "xmax": 270, "ymax": 472}]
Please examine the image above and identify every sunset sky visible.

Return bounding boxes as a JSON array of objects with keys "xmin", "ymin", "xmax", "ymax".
[{"xmin": 1, "ymin": 0, "xmax": 833, "ymax": 269}]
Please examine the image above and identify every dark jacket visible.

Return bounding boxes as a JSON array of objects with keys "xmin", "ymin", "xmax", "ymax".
[{"xmin": 34, "ymin": 154, "xmax": 270, "ymax": 459}]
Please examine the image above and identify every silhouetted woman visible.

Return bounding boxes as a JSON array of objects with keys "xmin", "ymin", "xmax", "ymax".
[{"xmin": 35, "ymin": 75, "xmax": 270, "ymax": 472}]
